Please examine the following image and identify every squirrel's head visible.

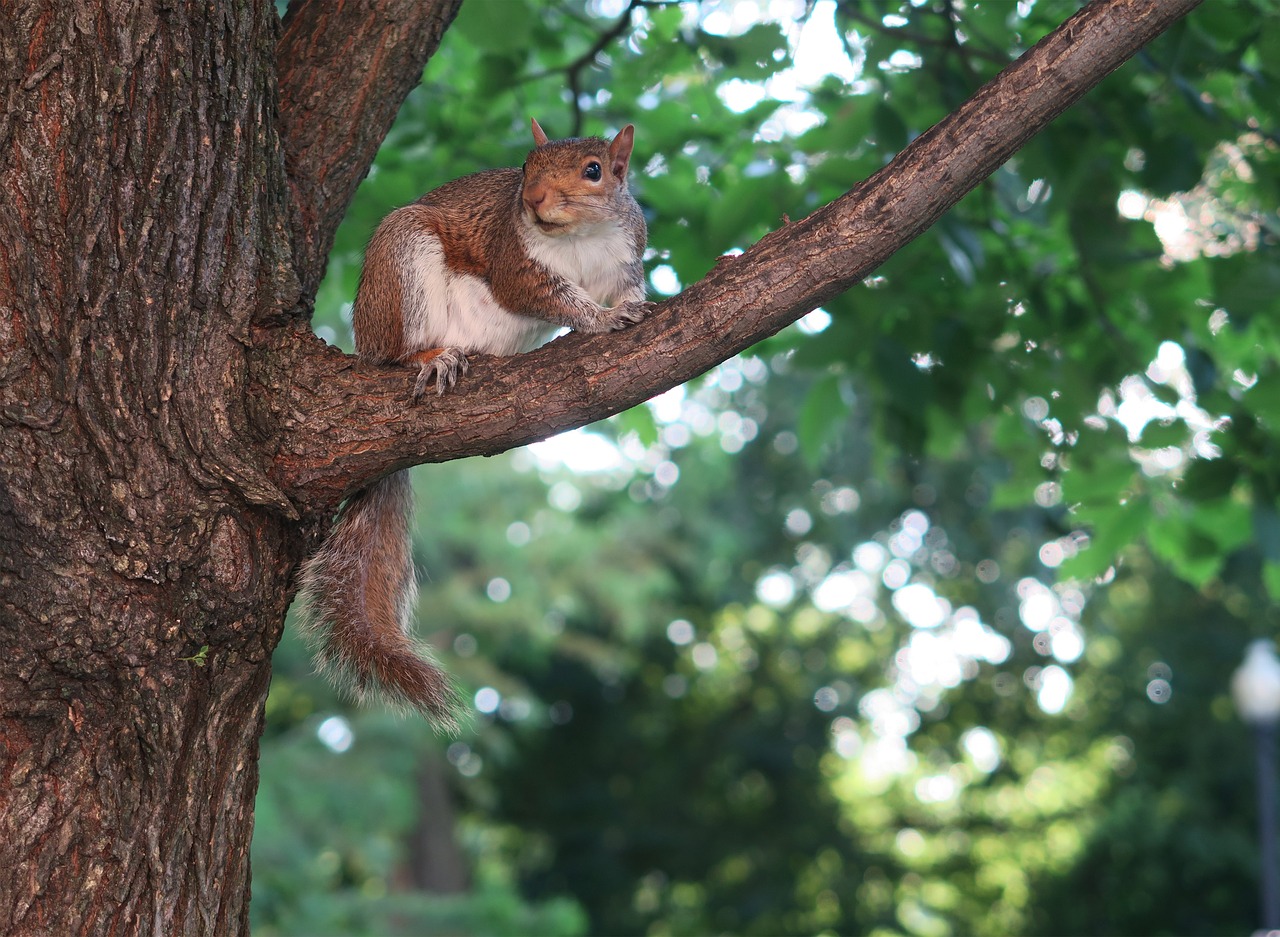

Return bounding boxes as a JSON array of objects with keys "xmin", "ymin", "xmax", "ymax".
[{"xmin": 521, "ymin": 119, "xmax": 636, "ymax": 235}]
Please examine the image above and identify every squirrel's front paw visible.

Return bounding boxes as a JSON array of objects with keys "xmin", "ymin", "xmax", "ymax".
[
  {"xmin": 598, "ymin": 300, "xmax": 655, "ymax": 332},
  {"xmin": 408, "ymin": 347, "xmax": 470, "ymax": 397}
]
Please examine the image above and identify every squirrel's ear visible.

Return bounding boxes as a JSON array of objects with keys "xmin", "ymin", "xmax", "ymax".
[
  {"xmin": 531, "ymin": 118, "xmax": 550, "ymax": 147},
  {"xmin": 608, "ymin": 124, "xmax": 635, "ymax": 181}
]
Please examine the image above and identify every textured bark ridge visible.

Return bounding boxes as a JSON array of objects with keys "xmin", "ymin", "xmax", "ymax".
[
  {"xmin": 0, "ymin": 0, "xmax": 1200, "ymax": 934},
  {"xmin": 0, "ymin": 1, "xmax": 459, "ymax": 934},
  {"xmin": 1, "ymin": 3, "xmax": 295, "ymax": 934}
]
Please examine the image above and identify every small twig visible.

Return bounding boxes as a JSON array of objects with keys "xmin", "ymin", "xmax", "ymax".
[
  {"xmin": 838, "ymin": 1, "xmax": 1007, "ymax": 66},
  {"xmin": 563, "ymin": 4, "xmax": 635, "ymax": 136},
  {"xmin": 941, "ymin": 0, "xmax": 1006, "ymax": 66},
  {"xmin": 523, "ymin": 0, "xmax": 683, "ymax": 134}
]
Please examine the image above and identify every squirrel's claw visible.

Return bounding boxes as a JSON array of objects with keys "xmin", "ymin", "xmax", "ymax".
[
  {"xmin": 603, "ymin": 299, "xmax": 655, "ymax": 331},
  {"xmin": 411, "ymin": 347, "xmax": 470, "ymax": 398}
]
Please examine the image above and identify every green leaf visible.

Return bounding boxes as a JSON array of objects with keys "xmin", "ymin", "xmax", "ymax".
[
  {"xmin": 1059, "ymin": 498, "xmax": 1152, "ymax": 581},
  {"xmin": 1184, "ymin": 345, "xmax": 1219, "ymax": 399},
  {"xmin": 872, "ymin": 101, "xmax": 909, "ymax": 152},
  {"xmin": 1061, "ymin": 457, "xmax": 1136, "ymax": 513},
  {"xmin": 700, "ymin": 23, "xmax": 790, "ymax": 79},
  {"xmin": 1211, "ymin": 253, "xmax": 1280, "ymax": 317},
  {"xmin": 451, "ymin": 0, "xmax": 536, "ymax": 54},
  {"xmin": 1142, "ymin": 133, "xmax": 1204, "ymax": 193},
  {"xmin": 797, "ymin": 373, "xmax": 852, "ymax": 468},
  {"xmin": 1179, "ymin": 456, "xmax": 1240, "ymax": 501},
  {"xmin": 1148, "ymin": 382, "xmax": 1182, "ymax": 407},
  {"xmin": 615, "ymin": 403, "xmax": 660, "ymax": 449},
  {"xmin": 1245, "ymin": 371, "xmax": 1280, "ymax": 428},
  {"xmin": 475, "ymin": 52, "xmax": 526, "ymax": 98},
  {"xmin": 1189, "ymin": 498, "xmax": 1253, "ymax": 554},
  {"xmin": 989, "ymin": 476, "xmax": 1036, "ymax": 510},
  {"xmin": 1135, "ymin": 419, "xmax": 1187, "ymax": 449},
  {"xmin": 1148, "ymin": 512, "xmax": 1223, "ymax": 587}
]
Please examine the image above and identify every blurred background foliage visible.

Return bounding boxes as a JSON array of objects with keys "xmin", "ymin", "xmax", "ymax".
[{"xmin": 255, "ymin": 0, "xmax": 1280, "ymax": 933}]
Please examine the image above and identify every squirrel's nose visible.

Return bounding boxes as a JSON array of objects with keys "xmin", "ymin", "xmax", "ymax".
[{"xmin": 524, "ymin": 185, "xmax": 549, "ymax": 213}]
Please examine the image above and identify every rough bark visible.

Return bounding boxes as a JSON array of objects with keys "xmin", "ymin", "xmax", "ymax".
[
  {"xmin": 0, "ymin": 0, "xmax": 1203, "ymax": 934},
  {"xmin": 1, "ymin": 2, "xmax": 294, "ymax": 933},
  {"xmin": 0, "ymin": 1, "xmax": 456, "ymax": 935}
]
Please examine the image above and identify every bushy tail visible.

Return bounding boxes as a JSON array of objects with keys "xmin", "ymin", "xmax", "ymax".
[{"xmin": 296, "ymin": 470, "xmax": 459, "ymax": 728}]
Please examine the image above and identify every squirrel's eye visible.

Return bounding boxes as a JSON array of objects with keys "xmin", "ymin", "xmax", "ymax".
[{"xmin": 583, "ymin": 161, "xmax": 602, "ymax": 181}]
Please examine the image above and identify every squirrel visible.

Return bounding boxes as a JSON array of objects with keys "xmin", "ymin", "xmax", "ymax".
[{"xmin": 297, "ymin": 119, "xmax": 650, "ymax": 728}]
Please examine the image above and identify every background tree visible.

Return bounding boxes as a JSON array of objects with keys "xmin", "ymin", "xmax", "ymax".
[
  {"xmin": 254, "ymin": 1, "xmax": 1278, "ymax": 935},
  {"xmin": 2, "ymin": 0, "xmax": 1268, "ymax": 934}
]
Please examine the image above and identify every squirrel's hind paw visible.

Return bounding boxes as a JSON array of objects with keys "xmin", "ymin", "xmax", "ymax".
[{"xmin": 409, "ymin": 347, "xmax": 470, "ymax": 397}]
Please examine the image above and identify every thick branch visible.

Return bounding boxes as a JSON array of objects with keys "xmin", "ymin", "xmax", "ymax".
[
  {"xmin": 265, "ymin": 0, "xmax": 1203, "ymax": 510},
  {"xmin": 275, "ymin": 0, "xmax": 463, "ymax": 303}
]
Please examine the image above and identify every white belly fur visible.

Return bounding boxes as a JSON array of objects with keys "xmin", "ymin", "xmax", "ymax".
[{"xmin": 400, "ymin": 232, "xmax": 557, "ymax": 356}]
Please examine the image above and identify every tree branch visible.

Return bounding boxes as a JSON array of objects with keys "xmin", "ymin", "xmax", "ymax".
[
  {"xmin": 274, "ymin": 0, "xmax": 463, "ymax": 305},
  {"xmin": 262, "ymin": 0, "xmax": 1205, "ymax": 512}
]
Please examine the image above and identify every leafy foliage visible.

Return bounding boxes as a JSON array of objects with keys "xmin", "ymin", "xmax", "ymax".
[{"xmin": 264, "ymin": 1, "xmax": 1280, "ymax": 934}]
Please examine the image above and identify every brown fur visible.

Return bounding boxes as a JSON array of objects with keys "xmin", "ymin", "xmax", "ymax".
[
  {"xmin": 299, "ymin": 121, "xmax": 648, "ymax": 727},
  {"xmin": 297, "ymin": 471, "xmax": 459, "ymax": 724},
  {"xmin": 350, "ymin": 224, "xmax": 407, "ymax": 362}
]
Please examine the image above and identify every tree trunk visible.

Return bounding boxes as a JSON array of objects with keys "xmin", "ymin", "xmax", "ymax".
[
  {"xmin": 0, "ymin": 0, "xmax": 1203, "ymax": 933},
  {"xmin": 408, "ymin": 753, "xmax": 471, "ymax": 894},
  {"xmin": 0, "ymin": 0, "xmax": 299, "ymax": 931},
  {"xmin": 0, "ymin": 1, "xmax": 458, "ymax": 934}
]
